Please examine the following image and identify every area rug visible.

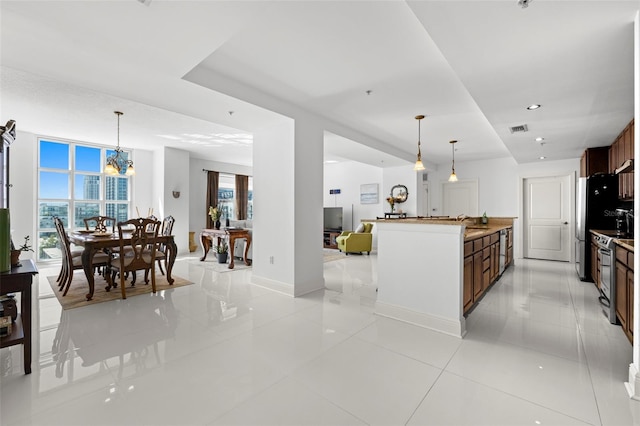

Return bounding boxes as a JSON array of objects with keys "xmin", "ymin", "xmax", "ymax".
[
  {"xmin": 47, "ymin": 273, "xmax": 193, "ymax": 310},
  {"xmin": 323, "ymin": 250, "xmax": 346, "ymax": 263},
  {"xmin": 189, "ymin": 257, "xmax": 252, "ymax": 273}
]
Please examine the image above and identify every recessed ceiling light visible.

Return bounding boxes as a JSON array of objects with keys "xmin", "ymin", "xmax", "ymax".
[
  {"xmin": 527, "ymin": 104, "xmax": 541, "ymax": 110},
  {"xmin": 535, "ymin": 137, "xmax": 544, "ymax": 142},
  {"xmin": 324, "ymin": 160, "xmax": 339, "ymax": 164},
  {"xmin": 539, "ymin": 156, "xmax": 546, "ymax": 160}
]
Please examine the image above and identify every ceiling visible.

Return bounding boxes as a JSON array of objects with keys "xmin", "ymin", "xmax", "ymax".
[{"xmin": 0, "ymin": 1, "xmax": 636, "ymax": 169}]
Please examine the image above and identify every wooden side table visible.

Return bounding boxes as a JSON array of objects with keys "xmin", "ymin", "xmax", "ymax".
[
  {"xmin": 0, "ymin": 259, "xmax": 38, "ymax": 374},
  {"xmin": 199, "ymin": 228, "xmax": 252, "ymax": 269}
]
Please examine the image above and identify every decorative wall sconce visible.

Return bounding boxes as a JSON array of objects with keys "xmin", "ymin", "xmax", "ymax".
[{"xmin": 172, "ymin": 191, "xmax": 180, "ymax": 199}]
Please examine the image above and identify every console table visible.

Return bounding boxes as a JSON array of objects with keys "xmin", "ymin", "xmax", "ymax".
[
  {"xmin": 200, "ymin": 228, "xmax": 252, "ymax": 269},
  {"xmin": 384, "ymin": 212, "xmax": 407, "ymax": 219},
  {"xmin": 0, "ymin": 259, "xmax": 38, "ymax": 374}
]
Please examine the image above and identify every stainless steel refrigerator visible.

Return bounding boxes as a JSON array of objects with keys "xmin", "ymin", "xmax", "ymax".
[{"xmin": 575, "ymin": 174, "xmax": 619, "ymax": 280}]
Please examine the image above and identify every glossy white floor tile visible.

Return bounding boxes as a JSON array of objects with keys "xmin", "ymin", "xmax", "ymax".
[{"xmin": 1, "ymin": 256, "xmax": 638, "ymax": 425}]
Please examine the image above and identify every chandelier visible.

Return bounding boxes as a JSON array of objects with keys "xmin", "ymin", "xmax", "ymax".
[
  {"xmin": 413, "ymin": 115, "xmax": 426, "ymax": 171},
  {"xmin": 105, "ymin": 111, "xmax": 134, "ymax": 176}
]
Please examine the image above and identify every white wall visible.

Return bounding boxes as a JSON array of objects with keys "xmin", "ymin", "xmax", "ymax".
[
  {"xmin": 323, "ymin": 161, "xmax": 383, "ymax": 229},
  {"xmin": 162, "ymin": 147, "xmax": 190, "ymax": 254}
]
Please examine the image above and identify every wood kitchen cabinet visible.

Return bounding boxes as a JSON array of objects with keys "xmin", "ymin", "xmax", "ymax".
[
  {"xmin": 463, "ymin": 230, "xmax": 503, "ymax": 315},
  {"xmin": 580, "ymin": 146, "xmax": 609, "ymax": 177},
  {"xmin": 615, "ymin": 244, "xmax": 634, "ymax": 344},
  {"xmin": 505, "ymin": 227, "xmax": 514, "ymax": 268},
  {"xmin": 609, "ymin": 119, "xmax": 634, "ymax": 200}
]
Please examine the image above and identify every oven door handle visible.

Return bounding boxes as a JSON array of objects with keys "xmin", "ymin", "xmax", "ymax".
[{"xmin": 598, "ymin": 248, "xmax": 611, "ymax": 256}]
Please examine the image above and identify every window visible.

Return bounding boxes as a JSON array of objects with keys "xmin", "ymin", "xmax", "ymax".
[
  {"xmin": 218, "ymin": 173, "xmax": 235, "ymax": 220},
  {"xmin": 37, "ymin": 139, "xmax": 132, "ymax": 260}
]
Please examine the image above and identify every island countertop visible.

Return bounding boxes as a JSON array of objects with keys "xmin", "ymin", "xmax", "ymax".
[{"xmin": 365, "ymin": 217, "xmax": 516, "ymax": 240}]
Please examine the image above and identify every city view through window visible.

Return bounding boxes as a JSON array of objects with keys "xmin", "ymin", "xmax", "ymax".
[{"xmin": 37, "ymin": 140, "xmax": 131, "ymax": 261}]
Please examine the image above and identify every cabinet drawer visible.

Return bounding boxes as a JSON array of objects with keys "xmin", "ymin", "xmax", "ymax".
[
  {"xmin": 473, "ymin": 239, "xmax": 484, "ymax": 252},
  {"xmin": 483, "ymin": 258, "xmax": 490, "ymax": 271},
  {"xmin": 464, "ymin": 242, "xmax": 473, "ymax": 257},
  {"xmin": 490, "ymin": 233, "xmax": 499, "ymax": 244},
  {"xmin": 617, "ymin": 246, "xmax": 629, "ymax": 267},
  {"xmin": 482, "ymin": 236, "xmax": 491, "ymax": 247},
  {"xmin": 483, "ymin": 247, "xmax": 490, "ymax": 260},
  {"xmin": 629, "ymin": 251, "xmax": 635, "ymax": 269}
]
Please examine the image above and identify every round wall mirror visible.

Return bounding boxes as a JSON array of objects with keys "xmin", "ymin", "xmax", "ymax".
[{"xmin": 390, "ymin": 184, "xmax": 408, "ymax": 203}]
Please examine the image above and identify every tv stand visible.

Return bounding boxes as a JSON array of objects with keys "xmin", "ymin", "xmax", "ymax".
[{"xmin": 323, "ymin": 230, "xmax": 341, "ymax": 249}]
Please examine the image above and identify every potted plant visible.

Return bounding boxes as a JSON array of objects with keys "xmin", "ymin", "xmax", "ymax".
[
  {"xmin": 216, "ymin": 240, "xmax": 229, "ymax": 264},
  {"xmin": 10, "ymin": 235, "xmax": 33, "ymax": 266}
]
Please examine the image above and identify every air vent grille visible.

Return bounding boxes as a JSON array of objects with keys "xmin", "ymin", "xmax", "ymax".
[{"xmin": 509, "ymin": 124, "xmax": 528, "ymax": 133}]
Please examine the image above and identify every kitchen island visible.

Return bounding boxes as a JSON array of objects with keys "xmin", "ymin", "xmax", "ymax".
[{"xmin": 372, "ymin": 217, "xmax": 515, "ymax": 338}]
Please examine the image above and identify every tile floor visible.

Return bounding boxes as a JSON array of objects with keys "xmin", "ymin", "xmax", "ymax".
[{"xmin": 1, "ymin": 254, "xmax": 640, "ymax": 425}]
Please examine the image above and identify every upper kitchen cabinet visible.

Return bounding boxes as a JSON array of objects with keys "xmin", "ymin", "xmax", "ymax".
[
  {"xmin": 580, "ymin": 146, "xmax": 609, "ymax": 177},
  {"xmin": 609, "ymin": 119, "xmax": 635, "ymax": 200}
]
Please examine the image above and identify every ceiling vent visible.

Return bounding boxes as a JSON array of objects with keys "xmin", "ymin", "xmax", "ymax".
[{"xmin": 509, "ymin": 124, "xmax": 528, "ymax": 134}]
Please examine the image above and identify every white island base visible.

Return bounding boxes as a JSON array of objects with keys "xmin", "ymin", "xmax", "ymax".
[{"xmin": 375, "ymin": 221, "xmax": 466, "ymax": 338}]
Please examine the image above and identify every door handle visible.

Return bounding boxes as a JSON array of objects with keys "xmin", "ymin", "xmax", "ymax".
[{"xmin": 563, "ymin": 222, "xmax": 569, "ymax": 225}]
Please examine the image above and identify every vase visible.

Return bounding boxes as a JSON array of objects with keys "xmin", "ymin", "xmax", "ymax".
[
  {"xmin": 188, "ymin": 231, "xmax": 197, "ymax": 252},
  {"xmin": 215, "ymin": 220, "xmax": 221, "ymax": 230},
  {"xmin": 217, "ymin": 252, "xmax": 228, "ymax": 264},
  {"xmin": 10, "ymin": 250, "xmax": 20, "ymax": 267}
]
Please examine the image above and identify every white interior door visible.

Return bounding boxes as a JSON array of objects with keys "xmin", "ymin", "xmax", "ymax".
[
  {"xmin": 421, "ymin": 182, "xmax": 430, "ymax": 216},
  {"xmin": 523, "ymin": 175, "xmax": 571, "ymax": 261},
  {"xmin": 442, "ymin": 180, "xmax": 478, "ymax": 217}
]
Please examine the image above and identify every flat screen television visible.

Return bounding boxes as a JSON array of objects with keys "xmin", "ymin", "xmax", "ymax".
[{"xmin": 324, "ymin": 207, "xmax": 343, "ymax": 232}]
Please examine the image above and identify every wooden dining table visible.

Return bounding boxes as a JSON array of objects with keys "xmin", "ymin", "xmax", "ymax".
[{"xmin": 68, "ymin": 231, "xmax": 177, "ymax": 301}]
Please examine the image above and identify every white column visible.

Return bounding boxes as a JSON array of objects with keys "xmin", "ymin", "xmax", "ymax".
[{"xmin": 251, "ymin": 116, "xmax": 324, "ymax": 296}]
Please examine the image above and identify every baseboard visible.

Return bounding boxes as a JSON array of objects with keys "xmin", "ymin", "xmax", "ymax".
[
  {"xmin": 375, "ymin": 300, "xmax": 466, "ymax": 338},
  {"xmin": 625, "ymin": 362, "xmax": 640, "ymax": 400},
  {"xmin": 251, "ymin": 275, "xmax": 294, "ymax": 297}
]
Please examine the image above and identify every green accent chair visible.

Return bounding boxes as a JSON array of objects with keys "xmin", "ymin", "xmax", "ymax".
[{"xmin": 336, "ymin": 222, "xmax": 374, "ymax": 255}]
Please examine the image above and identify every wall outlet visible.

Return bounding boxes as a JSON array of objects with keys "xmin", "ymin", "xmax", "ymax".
[{"xmin": 269, "ymin": 256, "xmax": 274, "ymax": 264}]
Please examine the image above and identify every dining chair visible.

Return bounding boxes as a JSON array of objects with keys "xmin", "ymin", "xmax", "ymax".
[
  {"xmin": 83, "ymin": 216, "xmax": 116, "ymax": 233},
  {"xmin": 107, "ymin": 217, "xmax": 161, "ymax": 300},
  {"xmin": 154, "ymin": 215, "xmax": 175, "ymax": 276},
  {"xmin": 54, "ymin": 216, "xmax": 110, "ymax": 296}
]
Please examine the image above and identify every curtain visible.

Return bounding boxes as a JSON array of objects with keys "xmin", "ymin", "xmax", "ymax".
[
  {"xmin": 235, "ymin": 174, "xmax": 249, "ymax": 220},
  {"xmin": 205, "ymin": 171, "xmax": 219, "ymax": 228}
]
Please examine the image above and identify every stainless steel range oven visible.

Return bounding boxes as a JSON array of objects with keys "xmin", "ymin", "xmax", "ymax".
[{"xmin": 593, "ymin": 233, "xmax": 617, "ymax": 324}]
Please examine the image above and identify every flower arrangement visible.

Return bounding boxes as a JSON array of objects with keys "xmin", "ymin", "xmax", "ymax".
[
  {"xmin": 209, "ymin": 204, "xmax": 222, "ymax": 222},
  {"xmin": 386, "ymin": 196, "xmax": 395, "ymax": 212}
]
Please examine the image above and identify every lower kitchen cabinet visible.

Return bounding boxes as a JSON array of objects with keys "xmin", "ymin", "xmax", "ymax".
[
  {"xmin": 463, "ymin": 230, "xmax": 504, "ymax": 315},
  {"xmin": 615, "ymin": 244, "xmax": 634, "ymax": 344}
]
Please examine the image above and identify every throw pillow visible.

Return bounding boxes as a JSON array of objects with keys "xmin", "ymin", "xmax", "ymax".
[{"xmin": 355, "ymin": 223, "xmax": 365, "ymax": 233}]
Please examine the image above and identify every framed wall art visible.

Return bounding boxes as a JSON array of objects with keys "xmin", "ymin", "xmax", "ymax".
[{"xmin": 360, "ymin": 183, "xmax": 378, "ymax": 204}]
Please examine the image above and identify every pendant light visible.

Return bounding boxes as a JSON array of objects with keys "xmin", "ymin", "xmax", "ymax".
[
  {"xmin": 413, "ymin": 115, "xmax": 426, "ymax": 171},
  {"xmin": 105, "ymin": 111, "xmax": 135, "ymax": 176},
  {"xmin": 448, "ymin": 140, "xmax": 458, "ymax": 182}
]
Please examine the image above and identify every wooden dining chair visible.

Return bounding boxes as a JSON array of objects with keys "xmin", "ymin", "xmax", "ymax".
[
  {"xmin": 154, "ymin": 215, "xmax": 175, "ymax": 276},
  {"xmin": 83, "ymin": 216, "xmax": 116, "ymax": 233},
  {"xmin": 54, "ymin": 216, "xmax": 110, "ymax": 296},
  {"xmin": 107, "ymin": 217, "xmax": 161, "ymax": 300}
]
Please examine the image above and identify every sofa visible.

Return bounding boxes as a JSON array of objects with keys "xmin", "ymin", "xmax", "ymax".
[
  {"xmin": 228, "ymin": 219, "xmax": 252, "ymax": 260},
  {"xmin": 336, "ymin": 222, "xmax": 374, "ymax": 255}
]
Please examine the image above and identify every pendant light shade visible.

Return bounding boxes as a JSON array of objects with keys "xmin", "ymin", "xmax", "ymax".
[
  {"xmin": 414, "ymin": 115, "xmax": 426, "ymax": 171},
  {"xmin": 448, "ymin": 140, "xmax": 458, "ymax": 182}
]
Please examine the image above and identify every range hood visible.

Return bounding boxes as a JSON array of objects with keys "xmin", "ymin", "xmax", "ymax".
[{"xmin": 615, "ymin": 159, "xmax": 634, "ymax": 174}]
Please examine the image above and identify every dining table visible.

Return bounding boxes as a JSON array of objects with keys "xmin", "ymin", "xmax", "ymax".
[{"xmin": 68, "ymin": 231, "xmax": 177, "ymax": 301}]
